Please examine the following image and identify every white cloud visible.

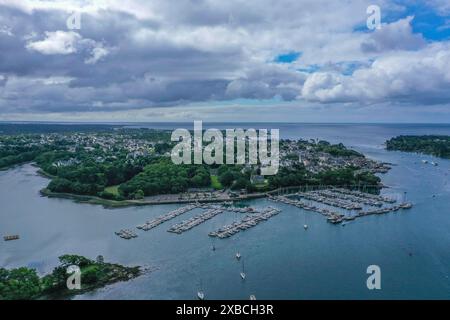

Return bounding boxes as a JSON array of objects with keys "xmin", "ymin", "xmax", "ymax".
[
  {"xmin": 361, "ymin": 16, "xmax": 426, "ymax": 53},
  {"xmin": 26, "ymin": 30, "xmax": 110, "ymax": 64},
  {"xmin": 302, "ymin": 42, "xmax": 450, "ymax": 104},
  {"xmin": 26, "ymin": 30, "xmax": 81, "ymax": 55},
  {"xmin": 84, "ymin": 44, "xmax": 110, "ymax": 64},
  {"xmin": 0, "ymin": 25, "xmax": 13, "ymax": 36}
]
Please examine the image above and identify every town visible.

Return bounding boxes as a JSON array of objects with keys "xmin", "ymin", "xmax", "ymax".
[{"xmin": 0, "ymin": 125, "xmax": 390, "ymax": 204}]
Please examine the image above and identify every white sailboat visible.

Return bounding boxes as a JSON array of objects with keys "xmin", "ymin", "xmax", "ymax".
[
  {"xmin": 303, "ymin": 210, "xmax": 308, "ymax": 230},
  {"xmin": 236, "ymin": 252, "xmax": 241, "ymax": 260},
  {"xmin": 240, "ymin": 259, "xmax": 246, "ymax": 280},
  {"xmin": 197, "ymin": 279, "xmax": 205, "ymax": 300}
]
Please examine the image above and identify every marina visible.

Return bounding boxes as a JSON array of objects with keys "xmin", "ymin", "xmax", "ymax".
[
  {"xmin": 114, "ymin": 188, "xmax": 413, "ymax": 239},
  {"xmin": 269, "ymin": 187, "xmax": 413, "ymax": 224}
]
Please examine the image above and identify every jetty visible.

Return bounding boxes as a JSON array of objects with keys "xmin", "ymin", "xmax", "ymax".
[
  {"xmin": 168, "ymin": 208, "xmax": 223, "ymax": 234},
  {"xmin": 115, "ymin": 229, "xmax": 138, "ymax": 239},
  {"xmin": 309, "ymin": 189, "xmax": 384, "ymax": 207},
  {"xmin": 297, "ymin": 191, "xmax": 363, "ymax": 210},
  {"xmin": 137, "ymin": 204, "xmax": 198, "ymax": 231},
  {"xmin": 208, "ymin": 207, "xmax": 281, "ymax": 239},
  {"xmin": 332, "ymin": 188, "xmax": 396, "ymax": 203}
]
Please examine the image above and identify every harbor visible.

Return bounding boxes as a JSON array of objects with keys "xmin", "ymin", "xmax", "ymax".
[{"xmin": 113, "ymin": 187, "xmax": 414, "ymax": 239}]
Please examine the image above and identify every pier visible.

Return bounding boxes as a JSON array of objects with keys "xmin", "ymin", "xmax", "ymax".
[
  {"xmin": 311, "ymin": 189, "xmax": 384, "ymax": 206},
  {"xmin": 168, "ymin": 208, "xmax": 224, "ymax": 234},
  {"xmin": 332, "ymin": 188, "xmax": 396, "ymax": 203},
  {"xmin": 208, "ymin": 207, "xmax": 281, "ymax": 239},
  {"xmin": 137, "ymin": 204, "xmax": 198, "ymax": 231},
  {"xmin": 115, "ymin": 229, "xmax": 138, "ymax": 239},
  {"xmin": 297, "ymin": 191, "xmax": 363, "ymax": 210}
]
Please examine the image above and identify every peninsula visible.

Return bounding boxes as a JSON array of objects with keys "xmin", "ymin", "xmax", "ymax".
[
  {"xmin": 0, "ymin": 255, "xmax": 142, "ymax": 300},
  {"xmin": 386, "ymin": 135, "xmax": 450, "ymax": 159},
  {"xmin": 0, "ymin": 124, "xmax": 390, "ymax": 207}
]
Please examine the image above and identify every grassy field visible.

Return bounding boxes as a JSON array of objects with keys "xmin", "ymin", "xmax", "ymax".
[
  {"xmin": 104, "ymin": 185, "xmax": 120, "ymax": 195},
  {"xmin": 210, "ymin": 175, "xmax": 223, "ymax": 190},
  {"xmin": 253, "ymin": 179, "xmax": 269, "ymax": 190}
]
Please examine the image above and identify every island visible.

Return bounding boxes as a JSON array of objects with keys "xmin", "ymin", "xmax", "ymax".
[
  {"xmin": 386, "ymin": 135, "xmax": 450, "ymax": 159},
  {"xmin": 0, "ymin": 255, "xmax": 142, "ymax": 300},
  {"xmin": 0, "ymin": 124, "xmax": 391, "ymax": 207}
]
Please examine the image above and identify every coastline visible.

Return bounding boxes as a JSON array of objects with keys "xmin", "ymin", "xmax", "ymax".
[
  {"xmin": 39, "ymin": 187, "xmax": 268, "ymax": 208},
  {"xmin": 4, "ymin": 162, "xmax": 385, "ymax": 208}
]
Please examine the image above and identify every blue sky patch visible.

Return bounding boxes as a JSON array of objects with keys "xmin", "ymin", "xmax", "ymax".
[
  {"xmin": 353, "ymin": 2, "xmax": 450, "ymax": 41},
  {"xmin": 275, "ymin": 51, "xmax": 301, "ymax": 63},
  {"xmin": 384, "ymin": 1, "xmax": 450, "ymax": 41}
]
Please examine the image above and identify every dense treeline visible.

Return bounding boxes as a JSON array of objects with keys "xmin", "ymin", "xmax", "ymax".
[
  {"xmin": 315, "ymin": 141, "xmax": 363, "ymax": 157},
  {"xmin": 218, "ymin": 164, "xmax": 256, "ymax": 192},
  {"xmin": 0, "ymin": 141, "xmax": 53, "ymax": 169},
  {"xmin": 41, "ymin": 151, "xmax": 146, "ymax": 197},
  {"xmin": 386, "ymin": 135, "xmax": 450, "ymax": 159},
  {"xmin": 268, "ymin": 164, "xmax": 380, "ymax": 189},
  {"xmin": 118, "ymin": 158, "xmax": 212, "ymax": 199},
  {"xmin": 0, "ymin": 255, "xmax": 140, "ymax": 300}
]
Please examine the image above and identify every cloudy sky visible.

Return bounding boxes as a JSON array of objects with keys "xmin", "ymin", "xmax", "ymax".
[{"xmin": 0, "ymin": 0, "xmax": 450, "ymax": 122}]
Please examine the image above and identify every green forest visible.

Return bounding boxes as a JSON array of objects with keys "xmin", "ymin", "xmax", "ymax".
[
  {"xmin": 0, "ymin": 255, "xmax": 141, "ymax": 300},
  {"xmin": 386, "ymin": 135, "xmax": 450, "ymax": 158}
]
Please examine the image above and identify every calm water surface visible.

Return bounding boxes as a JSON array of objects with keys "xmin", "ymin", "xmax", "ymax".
[{"xmin": 0, "ymin": 124, "xmax": 449, "ymax": 299}]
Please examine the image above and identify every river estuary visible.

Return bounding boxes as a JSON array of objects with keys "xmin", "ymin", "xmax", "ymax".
[{"xmin": 0, "ymin": 123, "xmax": 449, "ymax": 299}]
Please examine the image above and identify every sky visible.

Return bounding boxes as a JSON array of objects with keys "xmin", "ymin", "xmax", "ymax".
[{"xmin": 0, "ymin": 0, "xmax": 450, "ymax": 123}]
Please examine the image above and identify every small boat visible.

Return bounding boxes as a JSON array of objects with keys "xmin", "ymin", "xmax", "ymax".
[
  {"xmin": 240, "ymin": 260, "xmax": 246, "ymax": 280},
  {"xmin": 422, "ymin": 160, "xmax": 428, "ymax": 164},
  {"xmin": 249, "ymin": 295, "xmax": 256, "ymax": 300},
  {"xmin": 3, "ymin": 235, "xmax": 20, "ymax": 241},
  {"xmin": 197, "ymin": 279, "xmax": 205, "ymax": 300},
  {"xmin": 303, "ymin": 224, "xmax": 308, "ymax": 230},
  {"xmin": 236, "ymin": 252, "xmax": 241, "ymax": 260}
]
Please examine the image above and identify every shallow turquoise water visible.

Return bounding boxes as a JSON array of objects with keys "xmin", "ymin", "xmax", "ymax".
[{"xmin": 0, "ymin": 124, "xmax": 449, "ymax": 299}]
